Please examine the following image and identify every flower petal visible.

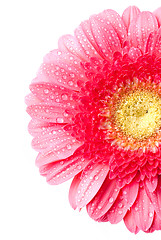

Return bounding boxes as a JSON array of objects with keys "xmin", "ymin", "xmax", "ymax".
[
  {"xmin": 145, "ymin": 176, "xmax": 161, "ymax": 219},
  {"xmin": 30, "ymin": 82, "xmax": 81, "ymax": 107},
  {"xmin": 40, "ymin": 154, "xmax": 90, "ymax": 185},
  {"xmin": 25, "ymin": 93, "xmax": 41, "ymax": 106},
  {"xmin": 101, "ymin": 9, "xmax": 127, "ymax": 45},
  {"xmin": 26, "ymin": 104, "xmax": 76, "ymax": 123},
  {"xmin": 36, "ymin": 50, "xmax": 88, "ymax": 91},
  {"xmin": 128, "ymin": 47, "xmax": 142, "ymax": 61},
  {"xmin": 153, "ymin": 7, "xmax": 161, "ymax": 27},
  {"xmin": 28, "ymin": 120, "xmax": 62, "ymax": 137},
  {"xmin": 146, "ymin": 213, "xmax": 161, "ymax": 233},
  {"xmin": 74, "ymin": 21, "xmax": 103, "ymax": 60},
  {"xmin": 89, "ymin": 14, "xmax": 122, "ymax": 61},
  {"xmin": 69, "ymin": 173, "xmax": 82, "ymax": 209},
  {"xmin": 128, "ymin": 11, "xmax": 158, "ymax": 52},
  {"xmin": 144, "ymin": 176, "xmax": 158, "ymax": 192},
  {"xmin": 122, "ymin": 6, "xmax": 141, "ymax": 29},
  {"xmin": 99, "ymin": 180, "xmax": 139, "ymax": 224},
  {"xmin": 87, "ymin": 176, "xmax": 120, "ymax": 220},
  {"xmin": 70, "ymin": 161, "xmax": 109, "ymax": 209},
  {"xmin": 124, "ymin": 210, "xmax": 140, "ymax": 234},
  {"xmin": 152, "ymin": 28, "xmax": 161, "ymax": 58},
  {"xmin": 35, "ymin": 137, "xmax": 83, "ymax": 167},
  {"xmin": 131, "ymin": 186, "xmax": 154, "ymax": 231},
  {"xmin": 32, "ymin": 127, "xmax": 80, "ymax": 152},
  {"xmin": 58, "ymin": 34, "xmax": 89, "ymax": 61}
]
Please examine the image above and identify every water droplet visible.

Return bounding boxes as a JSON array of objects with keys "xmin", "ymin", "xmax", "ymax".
[
  {"xmin": 77, "ymin": 165, "xmax": 82, "ymax": 170},
  {"xmin": 68, "ymin": 81, "xmax": 73, "ymax": 86},
  {"xmin": 149, "ymin": 212, "xmax": 153, "ymax": 217},
  {"xmin": 118, "ymin": 210, "xmax": 122, "ymax": 215},
  {"xmin": 70, "ymin": 73, "xmax": 75, "ymax": 78},
  {"xmin": 118, "ymin": 203, "xmax": 123, "ymax": 208},
  {"xmin": 109, "ymin": 197, "xmax": 114, "ymax": 203},
  {"xmin": 64, "ymin": 112, "xmax": 69, "ymax": 117},
  {"xmin": 56, "ymin": 117, "xmax": 64, "ymax": 123},
  {"xmin": 135, "ymin": 207, "xmax": 138, "ymax": 211},
  {"xmin": 44, "ymin": 89, "xmax": 49, "ymax": 94},
  {"xmin": 98, "ymin": 205, "xmax": 102, "ymax": 210},
  {"xmin": 61, "ymin": 94, "xmax": 68, "ymax": 100},
  {"xmin": 66, "ymin": 144, "xmax": 72, "ymax": 150}
]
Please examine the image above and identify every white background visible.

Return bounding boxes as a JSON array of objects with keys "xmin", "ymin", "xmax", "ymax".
[{"xmin": 1, "ymin": 0, "xmax": 161, "ymax": 239}]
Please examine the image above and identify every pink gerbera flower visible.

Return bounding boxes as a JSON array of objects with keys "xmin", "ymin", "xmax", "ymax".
[{"xmin": 26, "ymin": 6, "xmax": 161, "ymax": 233}]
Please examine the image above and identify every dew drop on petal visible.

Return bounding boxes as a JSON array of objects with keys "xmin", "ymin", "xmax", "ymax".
[
  {"xmin": 66, "ymin": 144, "xmax": 72, "ymax": 150},
  {"xmin": 95, "ymin": 176, "xmax": 99, "ymax": 180},
  {"xmin": 118, "ymin": 203, "xmax": 123, "ymax": 208},
  {"xmin": 98, "ymin": 205, "xmax": 102, "ymax": 210},
  {"xmin": 44, "ymin": 89, "xmax": 49, "ymax": 94},
  {"xmin": 109, "ymin": 197, "xmax": 114, "ymax": 203},
  {"xmin": 68, "ymin": 81, "xmax": 73, "ymax": 86},
  {"xmin": 61, "ymin": 94, "xmax": 68, "ymax": 100},
  {"xmin": 56, "ymin": 117, "xmax": 64, "ymax": 123},
  {"xmin": 64, "ymin": 112, "xmax": 69, "ymax": 117},
  {"xmin": 77, "ymin": 165, "xmax": 82, "ymax": 170},
  {"xmin": 149, "ymin": 212, "xmax": 153, "ymax": 217}
]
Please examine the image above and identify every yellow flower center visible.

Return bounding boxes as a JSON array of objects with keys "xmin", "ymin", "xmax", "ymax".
[{"xmin": 115, "ymin": 90, "xmax": 161, "ymax": 139}]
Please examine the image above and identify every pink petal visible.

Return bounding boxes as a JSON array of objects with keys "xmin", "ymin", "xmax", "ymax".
[
  {"xmin": 32, "ymin": 127, "xmax": 80, "ymax": 152},
  {"xmin": 101, "ymin": 9, "xmax": 127, "ymax": 45},
  {"xmin": 124, "ymin": 210, "xmax": 140, "ymax": 234},
  {"xmin": 35, "ymin": 50, "xmax": 88, "ymax": 91},
  {"xmin": 131, "ymin": 186, "xmax": 154, "ymax": 231},
  {"xmin": 74, "ymin": 23, "xmax": 102, "ymax": 60},
  {"xmin": 152, "ymin": 28, "xmax": 161, "ymax": 58},
  {"xmin": 128, "ymin": 11, "xmax": 158, "ymax": 52},
  {"xmin": 128, "ymin": 47, "xmax": 142, "ymax": 61},
  {"xmin": 58, "ymin": 34, "xmax": 89, "ymax": 61},
  {"xmin": 153, "ymin": 7, "xmax": 161, "ymax": 27},
  {"xmin": 122, "ymin": 6, "xmax": 141, "ymax": 30},
  {"xmin": 35, "ymin": 137, "xmax": 83, "ymax": 167},
  {"xmin": 25, "ymin": 93, "xmax": 41, "ymax": 106},
  {"xmin": 40, "ymin": 154, "xmax": 90, "ymax": 185},
  {"xmin": 146, "ymin": 213, "xmax": 161, "ymax": 233},
  {"xmin": 30, "ymin": 82, "xmax": 81, "ymax": 107},
  {"xmin": 87, "ymin": 177, "xmax": 120, "ymax": 220},
  {"xmin": 145, "ymin": 176, "xmax": 161, "ymax": 219},
  {"xmin": 145, "ymin": 28, "xmax": 161, "ymax": 57},
  {"xmin": 89, "ymin": 14, "xmax": 122, "ymax": 61},
  {"xmin": 145, "ymin": 31, "xmax": 157, "ymax": 55},
  {"xmin": 70, "ymin": 161, "xmax": 109, "ymax": 209},
  {"xmin": 69, "ymin": 173, "xmax": 82, "ymax": 209},
  {"xmin": 144, "ymin": 176, "xmax": 158, "ymax": 192},
  {"xmin": 26, "ymin": 104, "xmax": 76, "ymax": 123},
  {"xmin": 28, "ymin": 120, "xmax": 64, "ymax": 137},
  {"xmin": 99, "ymin": 180, "xmax": 139, "ymax": 224}
]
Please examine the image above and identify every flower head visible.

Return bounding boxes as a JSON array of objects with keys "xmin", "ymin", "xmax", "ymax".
[{"xmin": 26, "ymin": 6, "xmax": 161, "ymax": 233}]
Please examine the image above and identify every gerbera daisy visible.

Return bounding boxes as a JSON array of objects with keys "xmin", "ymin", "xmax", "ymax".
[{"xmin": 26, "ymin": 6, "xmax": 161, "ymax": 233}]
